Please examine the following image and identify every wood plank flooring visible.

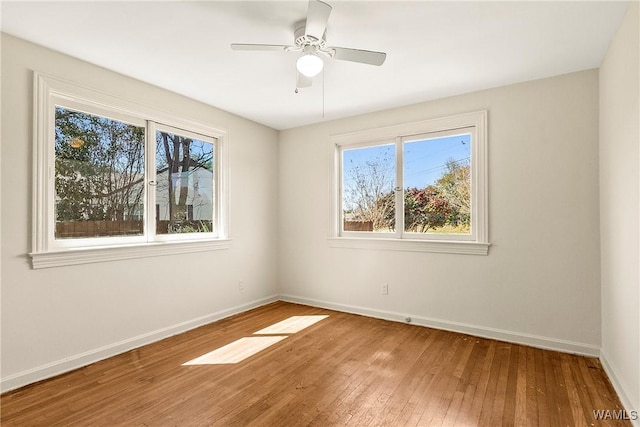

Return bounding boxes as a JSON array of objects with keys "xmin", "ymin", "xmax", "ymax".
[{"xmin": 1, "ymin": 301, "xmax": 631, "ymax": 426}]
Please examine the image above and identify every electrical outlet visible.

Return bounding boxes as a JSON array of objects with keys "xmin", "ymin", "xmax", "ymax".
[
  {"xmin": 382, "ymin": 283, "xmax": 389, "ymax": 295},
  {"xmin": 239, "ymin": 281, "xmax": 245, "ymax": 292}
]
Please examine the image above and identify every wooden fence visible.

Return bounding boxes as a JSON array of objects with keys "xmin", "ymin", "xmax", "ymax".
[
  {"xmin": 343, "ymin": 220, "xmax": 373, "ymax": 232},
  {"xmin": 56, "ymin": 220, "xmax": 143, "ymax": 238},
  {"xmin": 56, "ymin": 220, "xmax": 213, "ymax": 238}
]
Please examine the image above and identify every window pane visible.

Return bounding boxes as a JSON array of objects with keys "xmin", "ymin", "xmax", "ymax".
[
  {"xmin": 54, "ymin": 107, "xmax": 145, "ymax": 239},
  {"xmin": 342, "ymin": 144, "xmax": 395, "ymax": 232},
  {"xmin": 403, "ymin": 134, "xmax": 471, "ymax": 234},
  {"xmin": 156, "ymin": 130, "xmax": 215, "ymax": 234}
]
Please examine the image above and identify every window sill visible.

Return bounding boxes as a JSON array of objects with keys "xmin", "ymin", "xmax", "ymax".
[
  {"xmin": 328, "ymin": 237, "xmax": 490, "ymax": 255},
  {"xmin": 29, "ymin": 239, "xmax": 231, "ymax": 269}
]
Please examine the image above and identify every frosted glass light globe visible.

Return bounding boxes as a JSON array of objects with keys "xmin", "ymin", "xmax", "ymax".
[{"xmin": 296, "ymin": 53, "xmax": 324, "ymax": 77}]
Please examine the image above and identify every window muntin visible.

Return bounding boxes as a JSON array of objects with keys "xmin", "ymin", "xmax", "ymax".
[
  {"xmin": 54, "ymin": 106, "xmax": 146, "ymax": 240},
  {"xmin": 332, "ymin": 111, "xmax": 487, "ymax": 252},
  {"xmin": 155, "ymin": 127, "xmax": 216, "ymax": 236}
]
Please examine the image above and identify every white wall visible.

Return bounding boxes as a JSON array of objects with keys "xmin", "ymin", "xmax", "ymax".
[
  {"xmin": 599, "ymin": 1, "xmax": 640, "ymax": 417},
  {"xmin": 0, "ymin": 34, "xmax": 280, "ymax": 391},
  {"xmin": 279, "ymin": 70, "xmax": 602, "ymax": 355},
  {"xmin": 2, "ymin": 16, "xmax": 636, "ymax": 411}
]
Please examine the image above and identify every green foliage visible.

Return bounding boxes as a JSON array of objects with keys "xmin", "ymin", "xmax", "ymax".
[
  {"xmin": 377, "ymin": 185, "xmax": 453, "ymax": 232},
  {"xmin": 404, "ymin": 186, "xmax": 454, "ymax": 232},
  {"xmin": 168, "ymin": 220, "xmax": 213, "ymax": 234},
  {"xmin": 55, "ymin": 107, "xmax": 216, "ymax": 237},
  {"xmin": 54, "ymin": 107, "xmax": 145, "ymax": 223},
  {"xmin": 348, "ymin": 156, "xmax": 471, "ymax": 233},
  {"xmin": 435, "ymin": 160, "xmax": 470, "ymax": 228}
]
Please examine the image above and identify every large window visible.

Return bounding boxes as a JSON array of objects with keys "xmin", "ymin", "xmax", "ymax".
[
  {"xmin": 330, "ymin": 111, "xmax": 488, "ymax": 254},
  {"xmin": 32, "ymin": 74, "xmax": 229, "ymax": 268}
]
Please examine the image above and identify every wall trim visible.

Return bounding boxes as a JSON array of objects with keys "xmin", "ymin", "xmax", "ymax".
[
  {"xmin": 2, "ymin": 294, "xmax": 612, "ymax": 396},
  {"xmin": 280, "ymin": 294, "xmax": 600, "ymax": 357},
  {"xmin": 0, "ymin": 295, "xmax": 279, "ymax": 393},
  {"xmin": 600, "ymin": 348, "xmax": 640, "ymax": 427}
]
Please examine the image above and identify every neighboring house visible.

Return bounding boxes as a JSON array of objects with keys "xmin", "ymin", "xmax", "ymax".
[
  {"xmin": 154, "ymin": 167, "xmax": 213, "ymax": 222},
  {"xmin": 54, "ymin": 165, "xmax": 213, "ymax": 238},
  {"xmin": 55, "ymin": 166, "xmax": 213, "ymax": 222}
]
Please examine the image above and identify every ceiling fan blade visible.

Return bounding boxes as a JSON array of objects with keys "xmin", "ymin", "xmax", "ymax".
[
  {"xmin": 231, "ymin": 43, "xmax": 291, "ymax": 52},
  {"xmin": 297, "ymin": 71, "xmax": 312, "ymax": 88},
  {"xmin": 331, "ymin": 47, "xmax": 387, "ymax": 66},
  {"xmin": 305, "ymin": 0, "xmax": 332, "ymax": 40}
]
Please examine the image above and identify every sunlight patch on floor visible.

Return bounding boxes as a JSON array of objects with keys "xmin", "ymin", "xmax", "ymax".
[
  {"xmin": 182, "ymin": 336, "xmax": 287, "ymax": 365},
  {"xmin": 253, "ymin": 315, "xmax": 330, "ymax": 334},
  {"xmin": 183, "ymin": 314, "xmax": 329, "ymax": 366}
]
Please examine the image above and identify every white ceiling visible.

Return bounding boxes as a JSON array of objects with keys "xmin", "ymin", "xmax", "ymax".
[{"xmin": 1, "ymin": 1, "xmax": 630, "ymax": 130}]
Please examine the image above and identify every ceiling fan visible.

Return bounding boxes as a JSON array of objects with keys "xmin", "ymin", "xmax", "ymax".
[{"xmin": 231, "ymin": 0, "xmax": 387, "ymax": 90}]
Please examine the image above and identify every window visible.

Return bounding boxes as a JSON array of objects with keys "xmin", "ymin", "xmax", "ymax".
[
  {"xmin": 31, "ymin": 73, "xmax": 229, "ymax": 268},
  {"xmin": 154, "ymin": 126, "xmax": 216, "ymax": 237},
  {"xmin": 342, "ymin": 142, "xmax": 396, "ymax": 234},
  {"xmin": 53, "ymin": 106, "xmax": 147, "ymax": 242},
  {"xmin": 330, "ymin": 111, "xmax": 488, "ymax": 255}
]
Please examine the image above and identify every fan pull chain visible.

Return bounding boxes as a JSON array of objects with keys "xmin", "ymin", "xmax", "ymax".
[{"xmin": 322, "ymin": 68, "xmax": 325, "ymax": 119}]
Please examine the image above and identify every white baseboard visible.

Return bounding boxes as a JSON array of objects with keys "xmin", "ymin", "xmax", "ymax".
[
  {"xmin": 0, "ymin": 295, "xmax": 279, "ymax": 393},
  {"xmin": 1, "ymin": 293, "xmax": 609, "ymax": 396},
  {"xmin": 600, "ymin": 349, "xmax": 640, "ymax": 427},
  {"xmin": 280, "ymin": 294, "xmax": 601, "ymax": 357}
]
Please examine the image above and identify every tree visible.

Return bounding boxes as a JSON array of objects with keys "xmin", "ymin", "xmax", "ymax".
[
  {"xmin": 343, "ymin": 152, "xmax": 471, "ymax": 234},
  {"xmin": 343, "ymin": 153, "xmax": 395, "ymax": 231},
  {"xmin": 435, "ymin": 159, "xmax": 470, "ymax": 229},
  {"xmin": 404, "ymin": 186, "xmax": 454, "ymax": 232},
  {"xmin": 156, "ymin": 131, "xmax": 214, "ymax": 233},
  {"xmin": 55, "ymin": 107, "xmax": 145, "ymax": 225},
  {"xmin": 377, "ymin": 186, "xmax": 453, "ymax": 232}
]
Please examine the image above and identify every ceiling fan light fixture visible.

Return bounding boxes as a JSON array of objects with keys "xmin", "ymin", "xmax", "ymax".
[
  {"xmin": 231, "ymin": 0, "xmax": 386, "ymax": 88},
  {"xmin": 296, "ymin": 53, "xmax": 324, "ymax": 77}
]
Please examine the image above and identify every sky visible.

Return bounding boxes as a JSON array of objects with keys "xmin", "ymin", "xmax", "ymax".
[
  {"xmin": 404, "ymin": 134, "xmax": 470, "ymax": 188},
  {"xmin": 342, "ymin": 133, "xmax": 471, "ymax": 194}
]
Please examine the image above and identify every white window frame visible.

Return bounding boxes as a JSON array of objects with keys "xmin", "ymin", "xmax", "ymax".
[
  {"xmin": 329, "ymin": 111, "xmax": 489, "ymax": 255},
  {"xmin": 151, "ymin": 123, "xmax": 220, "ymax": 243},
  {"xmin": 30, "ymin": 73, "xmax": 230, "ymax": 269}
]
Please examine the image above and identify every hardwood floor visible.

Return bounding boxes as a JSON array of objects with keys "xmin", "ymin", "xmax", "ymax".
[{"xmin": 1, "ymin": 301, "xmax": 631, "ymax": 426}]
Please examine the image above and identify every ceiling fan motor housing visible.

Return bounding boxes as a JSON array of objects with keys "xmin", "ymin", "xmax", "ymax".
[{"xmin": 294, "ymin": 20, "xmax": 328, "ymax": 50}]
